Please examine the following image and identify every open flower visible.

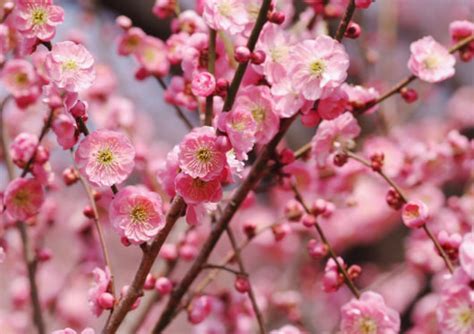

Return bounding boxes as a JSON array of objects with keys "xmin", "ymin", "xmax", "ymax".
[
  {"xmin": 74, "ymin": 129, "xmax": 135, "ymax": 187},
  {"xmin": 178, "ymin": 126, "xmax": 226, "ymax": 181},
  {"xmin": 3, "ymin": 178, "xmax": 44, "ymax": 221},
  {"xmin": 402, "ymin": 201, "xmax": 429, "ymax": 229},
  {"xmin": 175, "ymin": 173, "xmax": 222, "ymax": 205},
  {"xmin": 408, "ymin": 36, "xmax": 456, "ymax": 83},
  {"xmin": 290, "ymin": 35, "xmax": 349, "ymax": 101},
  {"xmin": 203, "ymin": 0, "xmax": 249, "ymax": 35},
  {"xmin": 1, "ymin": 59, "xmax": 40, "ymax": 107},
  {"xmin": 45, "ymin": 41, "xmax": 96, "ymax": 92},
  {"xmin": 14, "ymin": 0, "xmax": 65, "ymax": 41},
  {"xmin": 109, "ymin": 186, "xmax": 164, "ymax": 244},
  {"xmin": 340, "ymin": 291, "xmax": 401, "ymax": 334},
  {"xmin": 135, "ymin": 36, "xmax": 170, "ymax": 77}
]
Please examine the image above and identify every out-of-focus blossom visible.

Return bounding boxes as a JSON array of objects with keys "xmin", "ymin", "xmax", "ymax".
[
  {"xmin": 88, "ymin": 267, "xmax": 112, "ymax": 317},
  {"xmin": 3, "ymin": 178, "xmax": 44, "ymax": 221},
  {"xmin": 402, "ymin": 201, "xmax": 429, "ymax": 229},
  {"xmin": 175, "ymin": 173, "xmax": 222, "ymax": 204}
]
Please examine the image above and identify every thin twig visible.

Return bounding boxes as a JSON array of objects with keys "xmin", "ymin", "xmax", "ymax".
[
  {"xmin": 202, "ymin": 263, "xmax": 246, "ymax": 277},
  {"xmin": 204, "ymin": 29, "xmax": 216, "ymax": 126},
  {"xmin": 334, "ymin": 0, "xmax": 356, "ymax": 42},
  {"xmin": 291, "ymin": 183, "xmax": 361, "ymax": 299}
]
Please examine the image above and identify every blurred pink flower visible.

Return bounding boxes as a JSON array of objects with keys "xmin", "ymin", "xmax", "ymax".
[
  {"xmin": 74, "ymin": 129, "xmax": 135, "ymax": 187},
  {"xmin": 3, "ymin": 178, "xmax": 44, "ymax": 221},
  {"xmin": 191, "ymin": 71, "xmax": 215, "ymax": 97},
  {"xmin": 88, "ymin": 267, "xmax": 111, "ymax": 317},
  {"xmin": 10, "ymin": 132, "xmax": 38, "ymax": 168},
  {"xmin": 109, "ymin": 186, "xmax": 164, "ymax": 244},
  {"xmin": 175, "ymin": 173, "xmax": 222, "ymax": 205},
  {"xmin": 1, "ymin": 59, "xmax": 39, "ymax": 104},
  {"xmin": 134, "ymin": 36, "xmax": 170, "ymax": 77},
  {"xmin": 402, "ymin": 201, "xmax": 429, "ymax": 229},
  {"xmin": 408, "ymin": 36, "xmax": 456, "ymax": 83}
]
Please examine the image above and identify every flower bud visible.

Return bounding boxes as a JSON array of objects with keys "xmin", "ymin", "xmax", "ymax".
[
  {"xmin": 191, "ymin": 71, "xmax": 216, "ymax": 97},
  {"xmin": 234, "ymin": 46, "xmax": 251, "ymax": 63},
  {"xmin": 83, "ymin": 206, "xmax": 96, "ymax": 219},
  {"xmin": 301, "ymin": 213, "xmax": 317, "ymax": 227},
  {"xmin": 344, "ymin": 22, "xmax": 361, "ymax": 39},
  {"xmin": 251, "ymin": 50, "xmax": 266, "ymax": 65},
  {"xmin": 155, "ymin": 277, "xmax": 173, "ymax": 295},
  {"xmin": 98, "ymin": 292, "xmax": 115, "ymax": 310},
  {"xmin": 234, "ymin": 276, "xmax": 250, "ymax": 293},
  {"xmin": 284, "ymin": 199, "xmax": 304, "ymax": 222},
  {"xmin": 268, "ymin": 11, "xmax": 285, "ymax": 25},
  {"xmin": 402, "ymin": 201, "xmax": 429, "ymax": 229},
  {"xmin": 188, "ymin": 295, "xmax": 212, "ymax": 324},
  {"xmin": 400, "ymin": 87, "xmax": 418, "ymax": 103},
  {"xmin": 144, "ymin": 274, "xmax": 156, "ymax": 290},
  {"xmin": 307, "ymin": 239, "xmax": 328, "ymax": 258}
]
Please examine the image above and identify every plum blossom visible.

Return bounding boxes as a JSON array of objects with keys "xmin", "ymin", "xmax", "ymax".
[
  {"xmin": 109, "ymin": 186, "xmax": 164, "ymax": 244},
  {"xmin": 340, "ymin": 291, "xmax": 401, "ymax": 334},
  {"xmin": 13, "ymin": 0, "xmax": 65, "ymax": 41},
  {"xmin": 134, "ymin": 36, "xmax": 170, "ymax": 77},
  {"xmin": 3, "ymin": 178, "xmax": 44, "ymax": 221},
  {"xmin": 45, "ymin": 41, "xmax": 96, "ymax": 92},
  {"xmin": 51, "ymin": 112, "xmax": 78, "ymax": 150},
  {"xmin": 175, "ymin": 173, "xmax": 222, "ymax": 205},
  {"xmin": 191, "ymin": 71, "xmax": 215, "ymax": 97},
  {"xmin": 203, "ymin": 0, "xmax": 249, "ymax": 35},
  {"xmin": 88, "ymin": 267, "xmax": 112, "ymax": 317},
  {"xmin": 10, "ymin": 133, "xmax": 38, "ymax": 168},
  {"xmin": 178, "ymin": 126, "xmax": 226, "ymax": 181},
  {"xmin": 408, "ymin": 36, "xmax": 456, "ymax": 83},
  {"xmin": 289, "ymin": 35, "xmax": 349, "ymax": 100},
  {"xmin": 311, "ymin": 112, "xmax": 361, "ymax": 166},
  {"xmin": 74, "ymin": 129, "xmax": 136, "ymax": 187},
  {"xmin": 1, "ymin": 59, "xmax": 39, "ymax": 101},
  {"xmin": 402, "ymin": 201, "xmax": 429, "ymax": 229}
]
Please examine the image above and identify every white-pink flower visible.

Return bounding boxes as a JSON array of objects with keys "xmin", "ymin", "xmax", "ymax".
[
  {"xmin": 3, "ymin": 178, "xmax": 44, "ymax": 221},
  {"xmin": 311, "ymin": 112, "xmax": 361, "ymax": 166},
  {"xmin": 74, "ymin": 129, "xmax": 135, "ymax": 187},
  {"xmin": 178, "ymin": 126, "xmax": 226, "ymax": 181},
  {"xmin": 203, "ymin": 0, "xmax": 249, "ymax": 35},
  {"xmin": 109, "ymin": 186, "xmax": 164, "ymax": 244},
  {"xmin": 340, "ymin": 291, "xmax": 401, "ymax": 334},
  {"xmin": 408, "ymin": 36, "xmax": 456, "ymax": 83},
  {"xmin": 134, "ymin": 36, "xmax": 170, "ymax": 77},
  {"xmin": 45, "ymin": 41, "xmax": 96, "ymax": 92},
  {"xmin": 1, "ymin": 59, "xmax": 39, "ymax": 99},
  {"xmin": 290, "ymin": 35, "xmax": 349, "ymax": 100},
  {"xmin": 13, "ymin": 0, "xmax": 64, "ymax": 41}
]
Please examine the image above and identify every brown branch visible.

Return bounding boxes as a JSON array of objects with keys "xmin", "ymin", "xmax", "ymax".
[
  {"xmin": 204, "ymin": 29, "xmax": 217, "ymax": 126},
  {"xmin": 226, "ymin": 227, "xmax": 266, "ymax": 334},
  {"xmin": 202, "ymin": 263, "xmax": 245, "ymax": 276},
  {"xmin": 334, "ymin": 0, "xmax": 356, "ymax": 42},
  {"xmin": 152, "ymin": 116, "xmax": 296, "ymax": 333},
  {"xmin": 291, "ymin": 183, "xmax": 361, "ymax": 298}
]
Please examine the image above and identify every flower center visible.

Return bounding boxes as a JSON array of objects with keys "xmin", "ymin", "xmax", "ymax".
[
  {"xmin": 144, "ymin": 48, "xmax": 156, "ymax": 63},
  {"xmin": 13, "ymin": 190, "xmax": 30, "ymax": 207},
  {"xmin": 424, "ymin": 56, "xmax": 439, "ymax": 69},
  {"xmin": 310, "ymin": 59, "xmax": 326, "ymax": 76},
  {"xmin": 15, "ymin": 73, "xmax": 29, "ymax": 86},
  {"xmin": 251, "ymin": 106, "xmax": 266, "ymax": 124},
  {"xmin": 31, "ymin": 8, "xmax": 48, "ymax": 26},
  {"xmin": 217, "ymin": 1, "xmax": 233, "ymax": 17},
  {"xmin": 196, "ymin": 147, "xmax": 213, "ymax": 163},
  {"xmin": 358, "ymin": 317, "xmax": 378, "ymax": 334},
  {"xmin": 62, "ymin": 60, "xmax": 78, "ymax": 72},
  {"xmin": 456, "ymin": 306, "xmax": 474, "ymax": 329},
  {"xmin": 232, "ymin": 120, "xmax": 246, "ymax": 132},
  {"xmin": 192, "ymin": 178, "xmax": 207, "ymax": 188},
  {"xmin": 247, "ymin": 3, "xmax": 260, "ymax": 20},
  {"xmin": 96, "ymin": 148, "xmax": 115, "ymax": 165},
  {"xmin": 270, "ymin": 46, "xmax": 288, "ymax": 63},
  {"xmin": 130, "ymin": 205, "xmax": 148, "ymax": 224}
]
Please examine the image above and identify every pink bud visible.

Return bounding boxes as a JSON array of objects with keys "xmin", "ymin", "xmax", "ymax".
[
  {"xmin": 310, "ymin": 199, "xmax": 328, "ymax": 216},
  {"xmin": 69, "ymin": 100, "xmax": 88, "ymax": 118},
  {"xmin": 272, "ymin": 224, "xmax": 290, "ymax": 242},
  {"xmin": 98, "ymin": 292, "xmax": 115, "ymax": 310},
  {"xmin": 355, "ymin": 0, "xmax": 372, "ymax": 9},
  {"xmin": 234, "ymin": 276, "xmax": 250, "ymax": 293},
  {"xmin": 62, "ymin": 167, "xmax": 79, "ymax": 186},
  {"xmin": 307, "ymin": 239, "xmax": 328, "ymax": 258},
  {"xmin": 322, "ymin": 202, "xmax": 335, "ymax": 218},
  {"xmin": 301, "ymin": 213, "xmax": 317, "ymax": 227},
  {"xmin": 83, "ymin": 206, "xmax": 96, "ymax": 219},
  {"xmin": 284, "ymin": 199, "xmax": 304, "ymax": 222},
  {"xmin": 179, "ymin": 244, "xmax": 198, "ymax": 261},
  {"xmin": 402, "ymin": 201, "xmax": 429, "ymax": 229},
  {"xmin": 301, "ymin": 110, "xmax": 321, "ymax": 127},
  {"xmin": 234, "ymin": 46, "xmax": 251, "ymax": 63},
  {"xmin": 251, "ymin": 50, "xmax": 266, "ymax": 65},
  {"xmin": 268, "ymin": 11, "xmax": 285, "ymax": 25},
  {"xmin": 216, "ymin": 136, "xmax": 232, "ymax": 152},
  {"xmin": 243, "ymin": 222, "xmax": 257, "ymax": 239},
  {"xmin": 279, "ymin": 148, "xmax": 295, "ymax": 165},
  {"xmin": 36, "ymin": 248, "xmax": 52, "ymax": 262},
  {"xmin": 191, "ymin": 71, "xmax": 216, "ymax": 97},
  {"xmin": 215, "ymin": 78, "xmax": 229, "ymax": 96},
  {"xmin": 155, "ymin": 277, "xmax": 173, "ymax": 295},
  {"xmin": 34, "ymin": 146, "xmax": 49, "ymax": 165},
  {"xmin": 400, "ymin": 87, "xmax": 418, "ymax": 103},
  {"xmin": 188, "ymin": 295, "xmax": 212, "ymax": 324},
  {"xmin": 116, "ymin": 15, "xmax": 132, "ymax": 30},
  {"xmin": 348, "ymin": 265, "xmax": 362, "ymax": 279},
  {"xmin": 160, "ymin": 244, "xmax": 178, "ymax": 260},
  {"xmin": 120, "ymin": 236, "xmax": 132, "ymax": 247},
  {"xmin": 135, "ymin": 67, "xmax": 150, "ymax": 80},
  {"xmin": 144, "ymin": 274, "xmax": 156, "ymax": 290},
  {"xmin": 344, "ymin": 22, "xmax": 361, "ymax": 39}
]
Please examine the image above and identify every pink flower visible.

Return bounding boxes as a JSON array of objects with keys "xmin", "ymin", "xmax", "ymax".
[
  {"xmin": 134, "ymin": 36, "xmax": 170, "ymax": 77},
  {"xmin": 3, "ymin": 178, "xmax": 44, "ymax": 221},
  {"xmin": 289, "ymin": 35, "xmax": 349, "ymax": 100},
  {"xmin": 1, "ymin": 59, "xmax": 39, "ymax": 101},
  {"xmin": 355, "ymin": 0, "xmax": 372, "ymax": 9},
  {"xmin": 13, "ymin": 0, "xmax": 64, "ymax": 41},
  {"xmin": 117, "ymin": 27, "xmax": 145, "ymax": 56},
  {"xmin": 271, "ymin": 79, "xmax": 309, "ymax": 118},
  {"xmin": 234, "ymin": 85, "xmax": 279, "ymax": 144},
  {"xmin": 164, "ymin": 76, "xmax": 197, "ymax": 111},
  {"xmin": 152, "ymin": 0, "xmax": 176, "ymax": 19},
  {"xmin": 51, "ymin": 112, "xmax": 78, "ymax": 150},
  {"xmin": 340, "ymin": 291, "xmax": 401, "ymax": 334},
  {"xmin": 203, "ymin": 0, "xmax": 249, "ymax": 35},
  {"xmin": 74, "ymin": 129, "xmax": 136, "ymax": 187},
  {"xmin": 402, "ymin": 201, "xmax": 429, "ymax": 229},
  {"xmin": 217, "ymin": 106, "xmax": 257, "ymax": 159},
  {"xmin": 178, "ymin": 126, "xmax": 226, "ymax": 181},
  {"xmin": 322, "ymin": 257, "xmax": 345, "ymax": 292},
  {"xmin": 191, "ymin": 71, "xmax": 215, "ymax": 97},
  {"xmin": 449, "ymin": 20, "xmax": 474, "ymax": 43},
  {"xmin": 10, "ymin": 133, "xmax": 38, "ymax": 168},
  {"xmin": 343, "ymin": 83, "xmax": 380, "ymax": 114},
  {"xmin": 408, "ymin": 36, "xmax": 456, "ymax": 83},
  {"xmin": 109, "ymin": 186, "xmax": 164, "ymax": 244},
  {"xmin": 88, "ymin": 267, "xmax": 111, "ymax": 317},
  {"xmin": 460, "ymin": 233, "xmax": 474, "ymax": 279},
  {"xmin": 317, "ymin": 86, "xmax": 348, "ymax": 120},
  {"xmin": 175, "ymin": 173, "xmax": 222, "ymax": 205},
  {"xmin": 188, "ymin": 295, "xmax": 213, "ymax": 324},
  {"xmin": 45, "ymin": 41, "xmax": 96, "ymax": 92},
  {"xmin": 156, "ymin": 145, "xmax": 180, "ymax": 197},
  {"xmin": 311, "ymin": 112, "xmax": 361, "ymax": 166}
]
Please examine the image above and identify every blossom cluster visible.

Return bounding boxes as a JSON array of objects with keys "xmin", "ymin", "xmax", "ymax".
[{"xmin": 0, "ymin": 0, "xmax": 473, "ymax": 333}]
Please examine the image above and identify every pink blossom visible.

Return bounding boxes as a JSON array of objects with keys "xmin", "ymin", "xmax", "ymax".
[
  {"xmin": 355, "ymin": 0, "xmax": 372, "ymax": 9},
  {"xmin": 51, "ymin": 112, "xmax": 78, "ymax": 150},
  {"xmin": 164, "ymin": 76, "xmax": 197, "ymax": 110},
  {"xmin": 289, "ymin": 35, "xmax": 349, "ymax": 100},
  {"xmin": 88, "ymin": 267, "xmax": 111, "ymax": 317},
  {"xmin": 152, "ymin": 0, "xmax": 176, "ymax": 19},
  {"xmin": 191, "ymin": 71, "xmax": 215, "ymax": 97},
  {"xmin": 10, "ymin": 133, "xmax": 38, "ymax": 168},
  {"xmin": 45, "ymin": 41, "xmax": 96, "ymax": 92},
  {"xmin": 178, "ymin": 126, "xmax": 226, "ymax": 181},
  {"xmin": 74, "ymin": 129, "xmax": 136, "ymax": 187},
  {"xmin": 171, "ymin": 10, "xmax": 207, "ymax": 34},
  {"xmin": 3, "ymin": 178, "xmax": 44, "ymax": 221},
  {"xmin": 234, "ymin": 85, "xmax": 279, "ymax": 144},
  {"xmin": 311, "ymin": 112, "xmax": 361, "ymax": 166},
  {"xmin": 166, "ymin": 32, "xmax": 189, "ymax": 64},
  {"xmin": 408, "ymin": 36, "xmax": 456, "ymax": 83},
  {"xmin": 340, "ymin": 291, "xmax": 401, "ymax": 334},
  {"xmin": 322, "ymin": 257, "xmax": 345, "ymax": 292},
  {"xmin": 117, "ymin": 27, "xmax": 145, "ymax": 56},
  {"xmin": 271, "ymin": 79, "xmax": 309, "ymax": 118},
  {"xmin": 460, "ymin": 233, "xmax": 474, "ymax": 279},
  {"xmin": 1, "ymin": 59, "xmax": 39, "ymax": 102},
  {"xmin": 188, "ymin": 295, "xmax": 213, "ymax": 324},
  {"xmin": 402, "ymin": 201, "xmax": 429, "ymax": 229},
  {"xmin": 13, "ymin": 0, "xmax": 64, "ymax": 41},
  {"xmin": 175, "ymin": 173, "xmax": 222, "ymax": 205},
  {"xmin": 156, "ymin": 145, "xmax": 180, "ymax": 197},
  {"xmin": 217, "ymin": 106, "xmax": 257, "ymax": 159},
  {"xmin": 109, "ymin": 186, "xmax": 164, "ymax": 244},
  {"xmin": 134, "ymin": 36, "xmax": 170, "ymax": 77},
  {"xmin": 343, "ymin": 83, "xmax": 380, "ymax": 114},
  {"xmin": 317, "ymin": 86, "xmax": 348, "ymax": 120},
  {"xmin": 449, "ymin": 20, "xmax": 474, "ymax": 43},
  {"xmin": 203, "ymin": 0, "xmax": 249, "ymax": 35}
]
